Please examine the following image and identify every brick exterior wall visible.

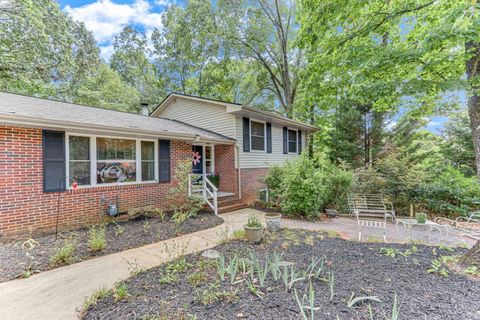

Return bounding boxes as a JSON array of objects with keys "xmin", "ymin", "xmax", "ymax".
[
  {"xmin": 240, "ymin": 168, "xmax": 269, "ymax": 204},
  {"xmin": 214, "ymin": 144, "xmax": 238, "ymax": 195},
  {"xmin": 0, "ymin": 125, "xmax": 192, "ymax": 238}
]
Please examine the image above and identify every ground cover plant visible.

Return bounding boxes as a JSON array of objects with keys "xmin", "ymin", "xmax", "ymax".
[
  {"xmin": 0, "ymin": 212, "xmax": 222, "ymax": 282},
  {"xmin": 82, "ymin": 229, "xmax": 480, "ymax": 320}
]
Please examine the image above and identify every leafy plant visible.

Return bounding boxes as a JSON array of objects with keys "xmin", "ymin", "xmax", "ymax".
[
  {"xmin": 294, "ymin": 281, "xmax": 319, "ymax": 320},
  {"xmin": 246, "ymin": 214, "xmax": 262, "ymax": 228},
  {"xmin": 415, "ymin": 212, "xmax": 427, "ymax": 224},
  {"xmin": 427, "ymin": 259, "xmax": 449, "ymax": 277},
  {"xmin": 270, "ymin": 251, "xmax": 283, "ymax": 281},
  {"xmin": 380, "ymin": 247, "xmax": 400, "ymax": 258},
  {"xmin": 347, "ymin": 293, "xmax": 381, "ymax": 308},
  {"xmin": 281, "ymin": 265, "xmax": 305, "ymax": 292},
  {"xmin": 232, "ymin": 229, "xmax": 246, "ymax": 240},
  {"xmin": 328, "ymin": 271, "xmax": 335, "ymax": 302},
  {"xmin": 88, "ymin": 225, "xmax": 107, "ymax": 252},
  {"xmin": 226, "ymin": 255, "xmax": 239, "ymax": 284},
  {"xmin": 113, "ymin": 283, "xmax": 129, "ymax": 302},
  {"xmin": 245, "ymin": 277, "xmax": 264, "ymax": 299},
  {"xmin": 464, "ymin": 266, "xmax": 478, "ymax": 276},
  {"xmin": 83, "ymin": 287, "xmax": 109, "ymax": 310},
  {"xmin": 217, "ymin": 254, "xmax": 226, "ymax": 281},
  {"xmin": 304, "ymin": 256, "xmax": 325, "ymax": 280},
  {"xmin": 390, "ymin": 293, "xmax": 402, "ymax": 320},
  {"xmin": 187, "ymin": 271, "xmax": 206, "ymax": 287},
  {"xmin": 49, "ymin": 238, "xmax": 77, "ymax": 266}
]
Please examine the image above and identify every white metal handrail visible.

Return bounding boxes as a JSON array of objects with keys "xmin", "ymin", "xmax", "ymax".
[{"xmin": 188, "ymin": 174, "xmax": 218, "ymax": 215}]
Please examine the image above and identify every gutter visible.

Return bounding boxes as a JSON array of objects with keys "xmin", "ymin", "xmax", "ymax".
[{"xmin": 0, "ymin": 114, "xmax": 235, "ymax": 145}]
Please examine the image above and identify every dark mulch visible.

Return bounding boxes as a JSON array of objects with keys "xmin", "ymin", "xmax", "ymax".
[
  {"xmin": 0, "ymin": 213, "xmax": 223, "ymax": 282},
  {"xmin": 83, "ymin": 229, "xmax": 480, "ymax": 320}
]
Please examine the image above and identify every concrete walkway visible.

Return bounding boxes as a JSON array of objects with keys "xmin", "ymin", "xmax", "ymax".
[
  {"xmin": 0, "ymin": 209, "xmax": 254, "ymax": 320},
  {"xmin": 0, "ymin": 209, "xmax": 474, "ymax": 320}
]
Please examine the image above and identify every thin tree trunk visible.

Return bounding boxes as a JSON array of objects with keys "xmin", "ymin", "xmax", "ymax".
[
  {"xmin": 459, "ymin": 240, "xmax": 480, "ymax": 267},
  {"xmin": 466, "ymin": 41, "xmax": 480, "ymax": 181}
]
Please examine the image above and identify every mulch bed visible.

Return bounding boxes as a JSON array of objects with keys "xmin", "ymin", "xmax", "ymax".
[
  {"xmin": 0, "ymin": 213, "xmax": 223, "ymax": 283},
  {"xmin": 83, "ymin": 229, "xmax": 479, "ymax": 320}
]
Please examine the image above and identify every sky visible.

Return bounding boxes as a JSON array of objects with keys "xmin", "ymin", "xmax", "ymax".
[
  {"xmin": 58, "ymin": 0, "xmax": 464, "ymax": 133},
  {"xmin": 59, "ymin": 0, "xmax": 175, "ymax": 61}
]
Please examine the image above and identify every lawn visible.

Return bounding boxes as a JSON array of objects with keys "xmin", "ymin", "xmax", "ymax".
[
  {"xmin": 0, "ymin": 212, "xmax": 222, "ymax": 282},
  {"xmin": 82, "ymin": 229, "xmax": 480, "ymax": 320}
]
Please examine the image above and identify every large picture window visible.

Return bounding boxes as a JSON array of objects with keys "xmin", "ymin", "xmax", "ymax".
[
  {"xmin": 250, "ymin": 120, "xmax": 266, "ymax": 151},
  {"xmin": 69, "ymin": 136, "xmax": 90, "ymax": 186},
  {"xmin": 97, "ymin": 138, "xmax": 136, "ymax": 184},
  {"xmin": 288, "ymin": 129, "xmax": 298, "ymax": 153},
  {"xmin": 66, "ymin": 135, "xmax": 158, "ymax": 188}
]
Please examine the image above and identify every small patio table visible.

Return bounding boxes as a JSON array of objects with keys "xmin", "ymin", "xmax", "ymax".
[{"xmin": 396, "ymin": 218, "xmax": 449, "ymax": 242}]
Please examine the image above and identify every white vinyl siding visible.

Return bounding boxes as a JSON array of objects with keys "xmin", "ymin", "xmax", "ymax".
[
  {"xmin": 156, "ymin": 98, "xmax": 236, "ymax": 138},
  {"xmin": 235, "ymin": 115, "xmax": 305, "ymax": 169}
]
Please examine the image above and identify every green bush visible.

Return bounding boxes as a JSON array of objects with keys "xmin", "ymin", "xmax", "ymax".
[
  {"xmin": 49, "ymin": 238, "xmax": 77, "ymax": 266},
  {"xmin": 267, "ymin": 154, "xmax": 352, "ymax": 219},
  {"xmin": 415, "ymin": 212, "xmax": 427, "ymax": 224},
  {"xmin": 88, "ymin": 225, "xmax": 107, "ymax": 252}
]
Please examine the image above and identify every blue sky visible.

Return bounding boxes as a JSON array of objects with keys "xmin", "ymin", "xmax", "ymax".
[{"xmin": 60, "ymin": 0, "xmax": 174, "ymax": 61}]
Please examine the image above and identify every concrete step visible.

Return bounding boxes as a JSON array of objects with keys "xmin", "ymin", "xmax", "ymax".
[{"xmin": 218, "ymin": 202, "xmax": 249, "ymax": 214}]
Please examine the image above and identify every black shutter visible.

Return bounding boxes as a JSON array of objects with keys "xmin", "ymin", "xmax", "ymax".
[
  {"xmin": 283, "ymin": 127, "xmax": 288, "ymax": 154},
  {"xmin": 158, "ymin": 140, "xmax": 171, "ymax": 182},
  {"xmin": 266, "ymin": 122, "xmax": 272, "ymax": 153},
  {"xmin": 243, "ymin": 117, "xmax": 250, "ymax": 152},
  {"xmin": 42, "ymin": 130, "xmax": 66, "ymax": 193},
  {"xmin": 298, "ymin": 130, "xmax": 302, "ymax": 154}
]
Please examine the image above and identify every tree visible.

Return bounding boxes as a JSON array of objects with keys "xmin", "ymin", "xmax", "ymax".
[
  {"xmin": 0, "ymin": 0, "xmax": 100, "ymax": 99},
  {"xmin": 218, "ymin": 0, "xmax": 301, "ymax": 117},
  {"xmin": 441, "ymin": 111, "xmax": 476, "ymax": 177},
  {"xmin": 110, "ymin": 26, "xmax": 163, "ymax": 106},
  {"xmin": 75, "ymin": 64, "xmax": 140, "ymax": 112}
]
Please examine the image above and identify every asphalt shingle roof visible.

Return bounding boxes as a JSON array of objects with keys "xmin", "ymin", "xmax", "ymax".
[{"xmin": 0, "ymin": 92, "xmax": 235, "ymax": 143}]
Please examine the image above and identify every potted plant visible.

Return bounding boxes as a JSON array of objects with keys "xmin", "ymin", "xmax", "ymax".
[
  {"xmin": 265, "ymin": 212, "xmax": 282, "ymax": 230},
  {"xmin": 244, "ymin": 214, "xmax": 263, "ymax": 243},
  {"xmin": 416, "ymin": 212, "xmax": 427, "ymax": 224}
]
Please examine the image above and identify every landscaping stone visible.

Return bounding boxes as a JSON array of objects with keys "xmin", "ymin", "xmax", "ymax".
[{"xmin": 201, "ymin": 249, "xmax": 220, "ymax": 259}]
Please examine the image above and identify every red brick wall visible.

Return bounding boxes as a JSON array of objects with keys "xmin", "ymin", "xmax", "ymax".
[
  {"xmin": 240, "ymin": 168, "xmax": 269, "ymax": 204},
  {"xmin": 0, "ymin": 125, "xmax": 192, "ymax": 238},
  {"xmin": 214, "ymin": 144, "xmax": 237, "ymax": 195}
]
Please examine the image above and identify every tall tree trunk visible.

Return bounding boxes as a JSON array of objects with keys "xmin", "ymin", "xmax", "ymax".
[
  {"xmin": 459, "ymin": 240, "xmax": 480, "ymax": 267},
  {"xmin": 464, "ymin": 40, "xmax": 480, "ymax": 265},
  {"xmin": 466, "ymin": 41, "xmax": 480, "ymax": 181}
]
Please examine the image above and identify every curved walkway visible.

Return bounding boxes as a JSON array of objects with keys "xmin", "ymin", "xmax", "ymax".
[
  {"xmin": 0, "ymin": 209, "xmax": 253, "ymax": 320},
  {"xmin": 0, "ymin": 209, "xmax": 473, "ymax": 320}
]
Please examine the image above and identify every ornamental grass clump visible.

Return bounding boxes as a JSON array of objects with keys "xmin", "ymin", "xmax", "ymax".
[
  {"xmin": 49, "ymin": 238, "xmax": 77, "ymax": 266},
  {"xmin": 88, "ymin": 225, "xmax": 107, "ymax": 253}
]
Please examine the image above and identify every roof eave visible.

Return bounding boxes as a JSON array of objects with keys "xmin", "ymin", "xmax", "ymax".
[{"xmin": 0, "ymin": 114, "xmax": 235, "ymax": 144}]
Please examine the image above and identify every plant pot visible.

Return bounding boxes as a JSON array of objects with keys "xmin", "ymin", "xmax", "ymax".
[
  {"xmin": 325, "ymin": 209, "xmax": 337, "ymax": 218},
  {"xmin": 244, "ymin": 226, "xmax": 263, "ymax": 243},
  {"xmin": 265, "ymin": 213, "xmax": 282, "ymax": 230}
]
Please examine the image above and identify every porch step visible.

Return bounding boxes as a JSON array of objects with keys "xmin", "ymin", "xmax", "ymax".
[{"xmin": 203, "ymin": 197, "xmax": 248, "ymax": 214}]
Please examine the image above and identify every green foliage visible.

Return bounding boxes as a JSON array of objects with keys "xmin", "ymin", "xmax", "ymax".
[
  {"xmin": 264, "ymin": 165, "xmax": 285, "ymax": 203},
  {"xmin": 415, "ymin": 213, "xmax": 427, "ymax": 224},
  {"xmin": 246, "ymin": 214, "xmax": 262, "ymax": 228},
  {"xmin": 380, "ymin": 247, "xmax": 400, "ymax": 258},
  {"xmin": 88, "ymin": 225, "xmax": 107, "ymax": 253},
  {"xmin": 113, "ymin": 283, "xmax": 129, "ymax": 302},
  {"xmin": 83, "ymin": 287, "xmax": 109, "ymax": 310},
  {"xmin": 427, "ymin": 259, "xmax": 449, "ymax": 277},
  {"xmin": 49, "ymin": 238, "xmax": 77, "ymax": 266},
  {"xmin": 347, "ymin": 293, "xmax": 381, "ymax": 308},
  {"xmin": 266, "ymin": 154, "xmax": 352, "ymax": 218}
]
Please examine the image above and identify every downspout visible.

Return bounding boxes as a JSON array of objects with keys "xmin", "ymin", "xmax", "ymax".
[{"xmin": 236, "ymin": 143, "xmax": 242, "ymax": 200}]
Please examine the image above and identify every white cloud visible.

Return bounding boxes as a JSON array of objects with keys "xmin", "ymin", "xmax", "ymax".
[
  {"xmin": 64, "ymin": 0, "xmax": 166, "ymax": 43},
  {"xmin": 154, "ymin": 0, "xmax": 170, "ymax": 6}
]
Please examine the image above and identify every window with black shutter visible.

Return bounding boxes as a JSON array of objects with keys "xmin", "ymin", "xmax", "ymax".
[
  {"xmin": 243, "ymin": 117, "xmax": 250, "ymax": 152},
  {"xmin": 298, "ymin": 130, "xmax": 302, "ymax": 154},
  {"xmin": 283, "ymin": 127, "xmax": 288, "ymax": 154},
  {"xmin": 266, "ymin": 122, "xmax": 272, "ymax": 153},
  {"xmin": 43, "ymin": 130, "xmax": 66, "ymax": 192},
  {"xmin": 158, "ymin": 139, "xmax": 171, "ymax": 182}
]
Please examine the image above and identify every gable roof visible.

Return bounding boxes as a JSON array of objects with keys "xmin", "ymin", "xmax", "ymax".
[
  {"xmin": 0, "ymin": 92, "xmax": 235, "ymax": 144},
  {"xmin": 151, "ymin": 92, "xmax": 317, "ymax": 131}
]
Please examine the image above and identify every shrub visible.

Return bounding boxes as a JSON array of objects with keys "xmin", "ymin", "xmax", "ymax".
[
  {"xmin": 88, "ymin": 225, "xmax": 107, "ymax": 252},
  {"xmin": 415, "ymin": 212, "xmax": 427, "ymax": 224},
  {"xmin": 49, "ymin": 238, "xmax": 77, "ymax": 266},
  {"xmin": 185, "ymin": 195, "xmax": 205, "ymax": 217},
  {"xmin": 264, "ymin": 165, "xmax": 285, "ymax": 203}
]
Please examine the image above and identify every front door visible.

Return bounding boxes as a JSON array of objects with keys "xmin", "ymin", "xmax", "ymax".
[{"xmin": 192, "ymin": 145, "xmax": 203, "ymax": 174}]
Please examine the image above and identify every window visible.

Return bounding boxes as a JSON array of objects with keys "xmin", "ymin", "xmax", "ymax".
[
  {"xmin": 69, "ymin": 136, "xmax": 90, "ymax": 186},
  {"xmin": 65, "ymin": 135, "xmax": 159, "ymax": 188},
  {"xmin": 250, "ymin": 120, "xmax": 266, "ymax": 151},
  {"xmin": 288, "ymin": 129, "xmax": 297, "ymax": 153},
  {"xmin": 97, "ymin": 138, "xmax": 136, "ymax": 184},
  {"xmin": 205, "ymin": 145, "xmax": 214, "ymax": 174},
  {"xmin": 141, "ymin": 141, "xmax": 155, "ymax": 181}
]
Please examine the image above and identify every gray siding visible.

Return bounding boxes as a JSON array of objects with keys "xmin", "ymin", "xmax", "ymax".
[
  {"xmin": 156, "ymin": 98, "xmax": 236, "ymax": 138},
  {"xmin": 235, "ymin": 115, "xmax": 306, "ymax": 169}
]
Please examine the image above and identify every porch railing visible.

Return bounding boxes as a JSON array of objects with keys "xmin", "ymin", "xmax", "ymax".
[{"xmin": 188, "ymin": 174, "xmax": 218, "ymax": 215}]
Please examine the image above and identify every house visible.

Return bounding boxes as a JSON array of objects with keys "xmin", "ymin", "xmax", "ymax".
[{"xmin": 0, "ymin": 92, "xmax": 316, "ymax": 237}]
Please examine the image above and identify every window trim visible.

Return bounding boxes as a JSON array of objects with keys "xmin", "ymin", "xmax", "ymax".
[
  {"xmin": 287, "ymin": 127, "xmax": 298, "ymax": 154},
  {"xmin": 249, "ymin": 119, "xmax": 267, "ymax": 152},
  {"xmin": 65, "ymin": 133, "xmax": 159, "ymax": 189}
]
